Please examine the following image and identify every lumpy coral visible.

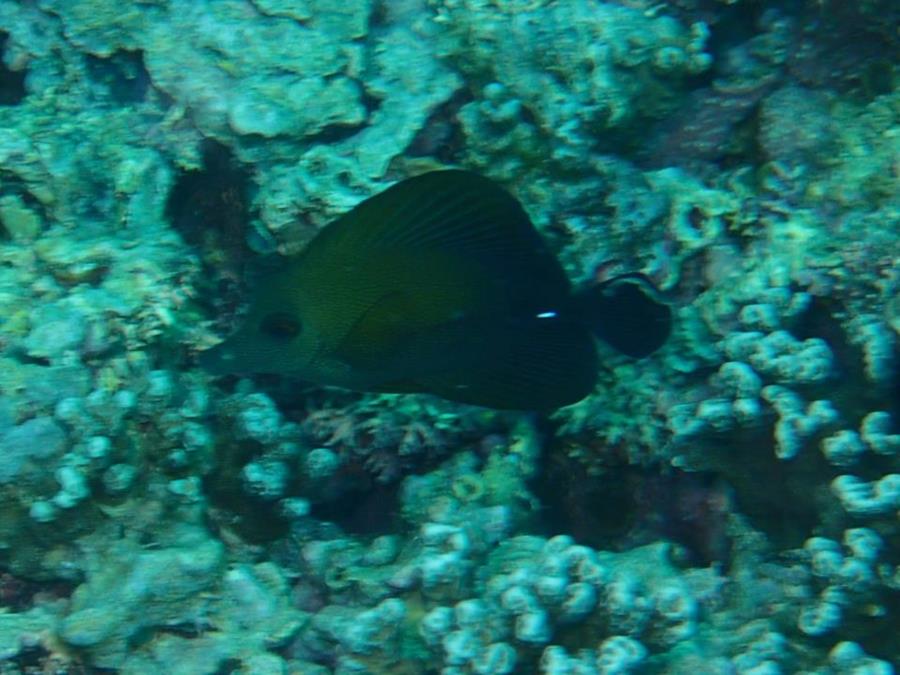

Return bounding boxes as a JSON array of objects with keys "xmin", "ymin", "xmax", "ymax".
[{"xmin": 0, "ymin": 0, "xmax": 896, "ymax": 672}]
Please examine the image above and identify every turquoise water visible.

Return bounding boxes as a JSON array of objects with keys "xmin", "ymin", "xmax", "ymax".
[{"xmin": 0, "ymin": 1, "xmax": 897, "ymax": 673}]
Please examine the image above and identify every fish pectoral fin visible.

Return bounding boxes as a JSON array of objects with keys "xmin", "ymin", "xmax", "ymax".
[
  {"xmin": 412, "ymin": 318, "xmax": 598, "ymax": 411},
  {"xmin": 332, "ymin": 289, "xmax": 418, "ymax": 370}
]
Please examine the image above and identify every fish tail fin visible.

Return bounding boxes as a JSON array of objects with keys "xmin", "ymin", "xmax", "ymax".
[{"xmin": 570, "ymin": 273, "xmax": 672, "ymax": 358}]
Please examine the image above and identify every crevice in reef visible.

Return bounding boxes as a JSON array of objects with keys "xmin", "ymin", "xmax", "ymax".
[
  {"xmin": 165, "ymin": 139, "xmax": 255, "ymax": 324},
  {"xmin": 0, "ymin": 32, "xmax": 26, "ymax": 105},
  {"xmin": 165, "ymin": 140, "xmax": 253, "ymax": 254},
  {"xmin": 309, "ymin": 484, "xmax": 401, "ymax": 537},
  {"xmin": 532, "ymin": 449, "xmax": 736, "ymax": 568}
]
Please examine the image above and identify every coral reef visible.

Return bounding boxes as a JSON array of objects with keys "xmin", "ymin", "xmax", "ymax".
[{"xmin": 0, "ymin": 0, "xmax": 897, "ymax": 673}]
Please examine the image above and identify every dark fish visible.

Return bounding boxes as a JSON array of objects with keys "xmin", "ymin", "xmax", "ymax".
[{"xmin": 199, "ymin": 170, "xmax": 671, "ymax": 410}]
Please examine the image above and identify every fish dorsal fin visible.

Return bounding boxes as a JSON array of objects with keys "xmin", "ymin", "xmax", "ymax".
[
  {"xmin": 304, "ymin": 170, "xmax": 571, "ymax": 313},
  {"xmin": 411, "ymin": 316, "xmax": 599, "ymax": 410}
]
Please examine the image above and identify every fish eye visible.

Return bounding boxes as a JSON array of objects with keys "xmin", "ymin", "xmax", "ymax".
[{"xmin": 259, "ymin": 312, "xmax": 302, "ymax": 340}]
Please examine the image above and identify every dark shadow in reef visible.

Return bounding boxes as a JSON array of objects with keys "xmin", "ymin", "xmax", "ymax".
[
  {"xmin": 0, "ymin": 32, "xmax": 26, "ymax": 106},
  {"xmin": 201, "ymin": 438, "xmax": 291, "ymax": 545},
  {"xmin": 165, "ymin": 139, "xmax": 256, "ymax": 330},
  {"xmin": 199, "ymin": 378, "xmax": 409, "ymax": 542},
  {"xmin": 165, "ymin": 139, "xmax": 254, "ymax": 263},
  {"xmin": 308, "ymin": 484, "xmax": 401, "ymax": 537},
  {"xmin": 531, "ymin": 449, "xmax": 735, "ymax": 569},
  {"xmin": 201, "ymin": 430, "xmax": 405, "ymax": 543}
]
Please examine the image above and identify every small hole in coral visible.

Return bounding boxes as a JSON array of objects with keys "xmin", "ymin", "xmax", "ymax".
[{"xmin": 85, "ymin": 49, "xmax": 152, "ymax": 104}]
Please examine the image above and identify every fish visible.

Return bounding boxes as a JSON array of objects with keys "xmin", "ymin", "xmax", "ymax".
[{"xmin": 199, "ymin": 170, "xmax": 671, "ymax": 410}]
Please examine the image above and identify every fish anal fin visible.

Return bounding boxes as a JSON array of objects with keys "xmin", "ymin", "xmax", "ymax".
[
  {"xmin": 370, "ymin": 378, "xmax": 426, "ymax": 394},
  {"xmin": 413, "ymin": 318, "xmax": 598, "ymax": 410}
]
